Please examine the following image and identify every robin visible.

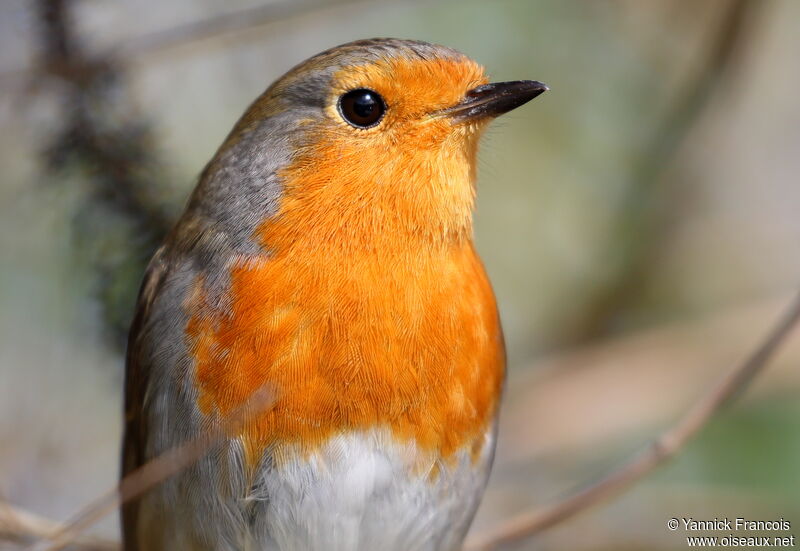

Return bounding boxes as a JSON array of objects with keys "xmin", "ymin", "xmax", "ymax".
[{"xmin": 122, "ymin": 38, "xmax": 547, "ymax": 551}]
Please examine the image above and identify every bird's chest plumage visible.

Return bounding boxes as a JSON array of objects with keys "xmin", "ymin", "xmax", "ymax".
[
  {"xmin": 139, "ymin": 242, "xmax": 504, "ymax": 550},
  {"xmin": 187, "ymin": 240, "xmax": 504, "ymax": 463}
]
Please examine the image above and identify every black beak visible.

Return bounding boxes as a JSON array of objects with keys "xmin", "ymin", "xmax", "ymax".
[{"xmin": 441, "ymin": 80, "xmax": 548, "ymax": 121}]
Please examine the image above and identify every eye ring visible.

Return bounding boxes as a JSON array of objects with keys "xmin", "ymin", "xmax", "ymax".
[{"xmin": 337, "ymin": 88, "xmax": 386, "ymax": 129}]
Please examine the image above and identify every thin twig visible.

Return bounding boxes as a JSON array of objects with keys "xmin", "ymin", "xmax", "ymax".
[
  {"xmin": 24, "ymin": 387, "xmax": 276, "ymax": 551},
  {"xmin": 465, "ymin": 291, "xmax": 800, "ymax": 551},
  {"xmin": 0, "ymin": 0, "xmax": 414, "ymax": 86},
  {"xmin": 115, "ymin": 0, "xmax": 377, "ymax": 60},
  {"xmin": 0, "ymin": 501, "xmax": 117, "ymax": 551}
]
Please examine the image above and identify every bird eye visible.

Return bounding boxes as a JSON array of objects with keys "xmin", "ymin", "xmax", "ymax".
[{"xmin": 338, "ymin": 89, "xmax": 386, "ymax": 129}]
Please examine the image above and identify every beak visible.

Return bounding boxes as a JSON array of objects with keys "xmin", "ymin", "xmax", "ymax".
[{"xmin": 440, "ymin": 80, "xmax": 548, "ymax": 121}]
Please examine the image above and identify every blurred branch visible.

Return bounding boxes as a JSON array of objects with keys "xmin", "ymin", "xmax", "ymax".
[
  {"xmin": 2, "ymin": 0, "xmax": 418, "ymax": 86},
  {"xmin": 568, "ymin": 0, "xmax": 765, "ymax": 341},
  {"xmin": 465, "ymin": 290, "xmax": 800, "ymax": 551},
  {"xmin": 0, "ymin": 501, "xmax": 117, "ymax": 551},
  {"xmin": 37, "ymin": 0, "xmax": 173, "ymax": 231},
  {"xmin": 1, "ymin": 385, "xmax": 269, "ymax": 551},
  {"xmin": 23, "ymin": 387, "xmax": 276, "ymax": 551},
  {"xmin": 36, "ymin": 0, "xmax": 174, "ymax": 347},
  {"xmin": 498, "ymin": 292, "xmax": 800, "ymax": 463},
  {"xmin": 116, "ymin": 0, "xmax": 380, "ymax": 60}
]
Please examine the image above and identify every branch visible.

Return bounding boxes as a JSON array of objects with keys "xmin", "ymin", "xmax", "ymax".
[
  {"xmin": 1, "ymin": 0, "xmax": 411, "ymax": 86},
  {"xmin": 23, "ymin": 387, "xmax": 276, "ymax": 551},
  {"xmin": 0, "ymin": 502, "xmax": 117, "ymax": 551},
  {"xmin": 37, "ymin": 0, "xmax": 173, "ymax": 234},
  {"xmin": 464, "ymin": 291, "xmax": 800, "ymax": 551},
  {"xmin": 35, "ymin": 0, "xmax": 175, "ymax": 348},
  {"xmin": 115, "ymin": 0, "xmax": 379, "ymax": 60},
  {"xmin": 565, "ymin": 0, "xmax": 766, "ymax": 343}
]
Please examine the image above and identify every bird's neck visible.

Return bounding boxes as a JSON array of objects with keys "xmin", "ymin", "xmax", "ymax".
[{"xmin": 256, "ymin": 135, "xmax": 479, "ymax": 253}]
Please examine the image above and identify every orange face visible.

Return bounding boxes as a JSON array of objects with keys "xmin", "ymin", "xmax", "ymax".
[
  {"xmin": 182, "ymin": 42, "xmax": 545, "ymax": 469},
  {"xmin": 271, "ymin": 54, "xmax": 490, "ymax": 247}
]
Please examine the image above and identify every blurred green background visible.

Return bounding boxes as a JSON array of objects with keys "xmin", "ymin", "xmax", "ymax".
[{"xmin": 1, "ymin": 0, "xmax": 798, "ymax": 549}]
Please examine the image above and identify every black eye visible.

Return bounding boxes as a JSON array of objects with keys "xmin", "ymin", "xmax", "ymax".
[{"xmin": 338, "ymin": 88, "xmax": 386, "ymax": 128}]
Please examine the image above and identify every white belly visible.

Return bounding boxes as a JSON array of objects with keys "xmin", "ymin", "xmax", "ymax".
[{"xmin": 137, "ymin": 427, "xmax": 496, "ymax": 551}]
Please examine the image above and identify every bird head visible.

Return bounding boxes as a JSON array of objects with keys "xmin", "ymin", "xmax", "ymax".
[{"xmin": 189, "ymin": 38, "xmax": 547, "ymax": 254}]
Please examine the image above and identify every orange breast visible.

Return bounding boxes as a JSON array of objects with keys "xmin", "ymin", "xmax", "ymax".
[
  {"xmin": 187, "ymin": 240, "xmax": 503, "ymax": 464},
  {"xmin": 186, "ymin": 110, "xmax": 504, "ymax": 466}
]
